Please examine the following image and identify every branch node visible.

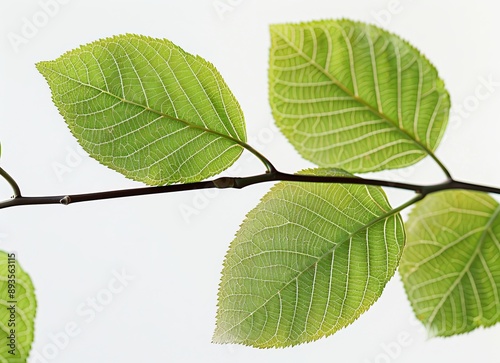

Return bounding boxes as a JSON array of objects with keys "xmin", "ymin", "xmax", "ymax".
[
  {"xmin": 60, "ymin": 196, "xmax": 71, "ymax": 205},
  {"xmin": 213, "ymin": 177, "xmax": 235, "ymax": 189}
]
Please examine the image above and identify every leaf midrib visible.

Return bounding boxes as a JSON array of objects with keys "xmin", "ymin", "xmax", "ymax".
[
  {"xmin": 38, "ymin": 64, "xmax": 248, "ymax": 151},
  {"xmin": 218, "ymin": 189, "xmax": 403, "ymax": 342},
  {"xmin": 271, "ymin": 28, "xmax": 438, "ymax": 160},
  {"xmin": 426, "ymin": 203, "xmax": 500, "ymax": 329}
]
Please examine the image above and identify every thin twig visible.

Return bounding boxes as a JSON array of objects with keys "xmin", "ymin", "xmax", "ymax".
[
  {"xmin": 1, "ymin": 169, "xmax": 499, "ymax": 210},
  {"xmin": 0, "ymin": 166, "xmax": 21, "ymax": 197}
]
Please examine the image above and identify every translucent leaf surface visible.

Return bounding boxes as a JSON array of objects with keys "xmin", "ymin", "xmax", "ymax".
[
  {"xmin": 269, "ymin": 20, "xmax": 450, "ymax": 173},
  {"xmin": 37, "ymin": 34, "xmax": 246, "ymax": 185},
  {"xmin": 400, "ymin": 191, "xmax": 500, "ymax": 336},
  {"xmin": 214, "ymin": 169, "xmax": 405, "ymax": 347},
  {"xmin": 0, "ymin": 251, "xmax": 37, "ymax": 362}
]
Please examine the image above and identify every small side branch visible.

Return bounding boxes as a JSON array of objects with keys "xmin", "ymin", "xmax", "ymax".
[{"xmin": 0, "ymin": 167, "xmax": 22, "ymax": 197}]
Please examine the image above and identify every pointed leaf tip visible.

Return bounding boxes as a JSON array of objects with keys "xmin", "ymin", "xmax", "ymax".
[
  {"xmin": 401, "ymin": 190, "xmax": 500, "ymax": 337},
  {"xmin": 37, "ymin": 34, "xmax": 246, "ymax": 185},
  {"xmin": 215, "ymin": 168, "xmax": 405, "ymax": 347},
  {"xmin": 269, "ymin": 19, "xmax": 450, "ymax": 173}
]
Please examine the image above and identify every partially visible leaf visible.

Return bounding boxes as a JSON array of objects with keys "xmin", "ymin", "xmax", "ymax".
[
  {"xmin": 214, "ymin": 168, "xmax": 405, "ymax": 347},
  {"xmin": 0, "ymin": 251, "xmax": 37, "ymax": 362},
  {"xmin": 37, "ymin": 34, "xmax": 246, "ymax": 185},
  {"xmin": 269, "ymin": 19, "xmax": 450, "ymax": 173},
  {"xmin": 400, "ymin": 191, "xmax": 500, "ymax": 336}
]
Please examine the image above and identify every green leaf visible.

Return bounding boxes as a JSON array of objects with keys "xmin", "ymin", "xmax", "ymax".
[
  {"xmin": 400, "ymin": 191, "xmax": 500, "ymax": 337},
  {"xmin": 0, "ymin": 251, "xmax": 37, "ymax": 362},
  {"xmin": 269, "ymin": 19, "xmax": 450, "ymax": 173},
  {"xmin": 214, "ymin": 168, "xmax": 405, "ymax": 347},
  {"xmin": 36, "ymin": 34, "xmax": 246, "ymax": 185}
]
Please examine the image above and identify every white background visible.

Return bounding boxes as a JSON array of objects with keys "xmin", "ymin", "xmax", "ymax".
[{"xmin": 1, "ymin": 0, "xmax": 500, "ymax": 362}]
